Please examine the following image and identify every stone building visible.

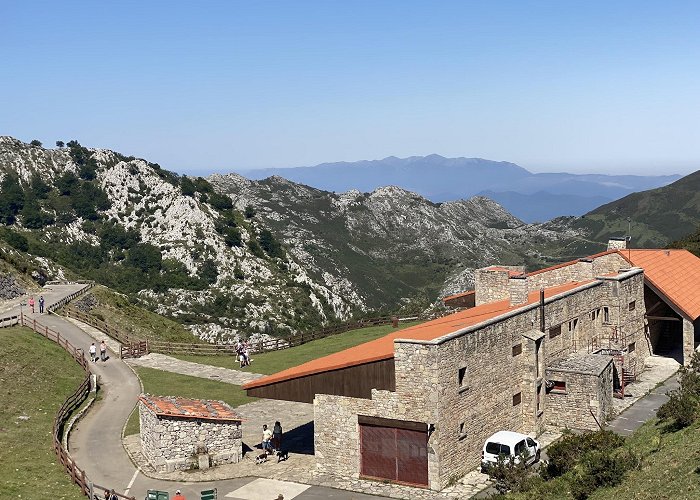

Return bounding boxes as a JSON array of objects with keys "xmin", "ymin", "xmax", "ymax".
[
  {"xmin": 139, "ymin": 395, "xmax": 242, "ymax": 472},
  {"xmin": 244, "ymin": 241, "xmax": 700, "ymax": 491}
]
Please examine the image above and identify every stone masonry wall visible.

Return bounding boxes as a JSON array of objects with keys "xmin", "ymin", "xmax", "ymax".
[
  {"xmin": 544, "ymin": 364, "xmax": 613, "ymax": 431},
  {"xmin": 139, "ymin": 403, "xmax": 242, "ymax": 472},
  {"xmin": 474, "ymin": 268, "xmax": 510, "ymax": 306},
  {"xmin": 315, "ymin": 342, "xmax": 441, "ymax": 488}
]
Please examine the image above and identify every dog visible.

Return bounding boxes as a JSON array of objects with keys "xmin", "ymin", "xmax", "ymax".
[
  {"xmin": 255, "ymin": 453, "xmax": 268, "ymax": 464},
  {"xmin": 276, "ymin": 449, "xmax": 289, "ymax": 462}
]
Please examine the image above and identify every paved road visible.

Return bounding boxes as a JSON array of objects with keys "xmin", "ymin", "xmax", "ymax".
[
  {"xmin": 607, "ymin": 373, "xmax": 679, "ymax": 436},
  {"xmin": 11, "ymin": 285, "xmax": 386, "ymax": 500}
]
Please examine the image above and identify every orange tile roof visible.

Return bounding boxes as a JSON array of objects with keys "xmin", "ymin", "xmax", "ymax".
[
  {"xmin": 243, "ymin": 281, "xmax": 590, "ymax": 390},
  {"xmin": 139, "ymin": 394, "xmax": 242, "ymax": 422},
  {"xmin": 527, "ymin": 250, "xmax": 618, "ymax": 276},
  {"xmin": 623, "ymin": 249, "xmax": 700, "ymax": 320},
  {"xmin": 442, "ymin": 290, "xmax": 475, "ymax": 302}
]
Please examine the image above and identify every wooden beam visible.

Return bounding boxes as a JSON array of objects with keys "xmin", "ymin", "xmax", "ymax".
[
  {"xmin": 645, "ymin": 300, "xmax": 665, "ymax": 316},
  {"xmin": 645, "ymin": 315, "xmax": 681, "ymax": 322}
]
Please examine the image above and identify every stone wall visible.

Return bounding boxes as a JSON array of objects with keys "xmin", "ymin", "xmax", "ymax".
[
  {"xmin": 683, "ymin": 319, "xmax": 695, "ymax": 366},
  {"xmin": 474, "ymin": 268, "xmax": 511, "ymax": 306},
  {"xmin": 0, "ymin": 273, "xmax": 25, "ymax": 300},
  {"xmin": 544, "ymin": 363, "xmax": 613, "ymax": 430},
  {"xmin": 139, "ymin": 403, "xmax": 242, "ymax": 472}
]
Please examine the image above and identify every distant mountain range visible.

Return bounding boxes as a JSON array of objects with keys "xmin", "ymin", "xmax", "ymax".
[{"xmin": 236, "ymin": 155, "xmax": 680, "ymax": 222}]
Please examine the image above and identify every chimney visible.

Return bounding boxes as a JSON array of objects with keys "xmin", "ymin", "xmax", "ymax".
[
  {"xmin": 607, "ymin": 237, "xmax": 627, "ymax": 251},
  {"xmin": 509, "ymin": 274, "xmax": 529, "ymax": 306}
]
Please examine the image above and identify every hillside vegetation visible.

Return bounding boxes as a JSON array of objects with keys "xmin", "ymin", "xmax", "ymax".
[
  {"xmin": 669, "ymin": 225, "xmax": 700, "ymax": 257},
  {"xmin": 564, "ymin": 170, "xmax": 700, "ymax": 248},
  {"xmin": 0, "ymin": 326, "xmax": 84, "ymax": 500},
  {"xmin": 71, "ymin": 285, "xmax": 201, "ymax": 343}
]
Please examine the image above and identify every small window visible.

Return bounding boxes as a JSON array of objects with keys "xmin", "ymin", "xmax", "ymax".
[
  {"xmin": 458, "ymin": 366, "xmax": 468, "ymax": 391},
  {"xmin": 568, "ymin": 319, "xmax": 578, "ymax": 332},
  {"xmin": 459, "ymin": 421, "xmax": 466, "ymax": 438},
  {"xmin": 629, "ymin": 300, "xmax": 636, "ymax": 311},
  {"xmin": 603, "ymin": 307, "xmax": 610, "ymax": 323},
  {"xmin": 590, "ymin": 311, "xmax": 596, "ymax": 321},
  {"xmin": 526, "ymin": 438, "xmax": 536, "ymax": 447},
  {"xmin": 513, "ymin": 392, "xmax": 522, "ymax": 406},
  {"xmin": 549, "ymin": 380, "xmax": 566, "ymax": 393},
  {"xmin": 512, "ymin": 343, "xmax": 522, "ymax": 357},
  {"xmin": 515, "ymin": 440, "xmax": 526, "ymax": 456},
  {"xmin": 628, "ymin": 342, "xmax": 636, "ymax": 353},
  {"xmin": 549, "ymin": 325, "xmax": 561, "ymax": 338},
  {"xmin": 536, "ymin": 383, "xmax": 543, "ymax": 414}
]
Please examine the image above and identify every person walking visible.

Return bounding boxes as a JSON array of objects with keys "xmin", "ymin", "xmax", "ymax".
[
  {"xmin": 272, "ymin": 421, "xmax": 283, "ymax": 452},
  {"xmin": 99, "ymin": 341, "xmax": 107, "ymax": 362},
  {"xmin": 89, "ymin": 342, "xmax": 97, "ymax": 362},
  {"xmin": 38, "ymin": 295, "xmax": 45, "ymax": 313},
  {"xmin": 28, "ymin": 296, "xmax": 35, "ymax": 314},
  {"xmin": 261, "ymin": 424, "xmax": 273, "ymax": 454},
  {"xmin": 173, "ymin": 489, "xmax": 186, "ymax": 500}
]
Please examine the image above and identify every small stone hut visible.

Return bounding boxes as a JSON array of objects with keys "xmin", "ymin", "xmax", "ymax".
[
  {"xmin": 544, "ymin": 354, "xmax": 614, "ymax": 431},
  {"xmin": 139, "ymin": 394, "xmax": 243, "ymax": 472}
]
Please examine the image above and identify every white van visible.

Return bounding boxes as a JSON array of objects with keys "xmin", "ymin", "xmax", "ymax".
[{"xmin": 481, "ymin": 431, "xmax": 540, "ymax": 472}]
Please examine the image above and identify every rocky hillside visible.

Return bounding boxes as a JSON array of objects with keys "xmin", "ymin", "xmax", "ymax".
[
  {"xmin": 208, "ymin": 173, "xmax": 588, "ymax": 309},
  {"xmin": 0, "ymin": 137, "xmax": 355, "ymax": 340}
]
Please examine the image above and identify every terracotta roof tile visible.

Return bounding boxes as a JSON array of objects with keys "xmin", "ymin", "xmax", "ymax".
[
  {"xmin": 139, "ymin": 395, "xmax": 242, "ymax": 422},
  {"xmin": 623, "ymin": 249, "xmax": 700, "ymax": 320},
  {"xmin": 442, "ymin": 290, "xmax": 475, "ymax": 302},
  {"xmin": 243, "ymin": 281, "xmax": 588, "ymax": 390}
]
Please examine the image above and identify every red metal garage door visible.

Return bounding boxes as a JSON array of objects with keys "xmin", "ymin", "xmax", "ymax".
[{"xmin": 359, "ymin": 419, "xmax": 428, "ymax": 487}]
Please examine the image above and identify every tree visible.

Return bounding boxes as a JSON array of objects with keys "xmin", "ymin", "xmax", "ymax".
[
  {"xmin": 21, "ymin": 193, "xmax": 50, "ymax": 229},
  {"xmin": 259, "ymin": 229, "xmax": 284, "ymax": 258},
  {"xmin": 56, "ymin": 171, "xmax": 80, "ymax": 196},
  {"xmin": 0, "ymin": 173, "xmax": 25, "ymax": 224},
  {"xmin": 29, "ymin": 173, "xmax": 51, "ymax": 199},
  {"xmin": 126, "ymin": 243, "xmax": 162, "ymax": 273},
  {"xmin": 244, "ymin": 205, "xmax": 256, "ymax": 218},
  {"xmin": 199, "ymin": 259, "xmax": 219, "ymax": 285},
  {"xmin": 180, "ymin": 177, "xmax": 196, "ymax": 197},
  {"xmin": 56, "ymin": 140, "xmax": 65, "ymax": 148},
  {"xmin": 208, "ymin": 192, "xmax": 233, "ymax": 211},
  {"xmin": 30, "ymin": 139, "xmax": 42, "ymax": 147}
]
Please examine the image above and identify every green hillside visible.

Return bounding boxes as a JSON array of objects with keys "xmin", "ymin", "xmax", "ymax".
[
  {"xmin": 0, "ymin": 327, "xmax": 85, "ymax": 500},
  {"xmin": 571, "ymin": 170, "xmax": 700, "ymax": 248}
]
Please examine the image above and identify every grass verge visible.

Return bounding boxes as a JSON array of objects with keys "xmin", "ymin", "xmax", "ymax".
[
  {"xmin": 0, "ymin": 326, "xmax": 85, "ymax": 500},
  {"xmin": 124, "ymin": 367, "xmax": 257, "ymax": 436},
  {"xmin": 81, "ymin": 286, "xmax": 201, "ymax": 343},
  {"xmin": 172, "ymin": 321, "xmax": 421, "ymax": 375}
]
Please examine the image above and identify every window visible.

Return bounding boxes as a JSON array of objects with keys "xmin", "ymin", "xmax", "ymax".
[
  {"xmin": 512, "ymin": 343, "xmax": 522, "ymax": 357},
  {"xmin": 629, "ymin": 300, "xmax": 636, "ymax": 311},
  {"xmin": 526, "ymin": 438, "xmax": 536, "ymax": 447},
  {"xmin": 549, "ymin": 325, "xmax": 562, "ymax": 339},
  {"xmin": 458, "ymin": 366, "xmax": 468, "ymax": 391},
  {"xmin": 513, "ymin": 392, "xmax": 522, "ymax": 406},
  {"xmin": 628, "ymin": 342, "xmax": 636, "ymax": 353},
  {"xmin": 591, "ymin": 311, "xmax": 596, "ymax": 321},
  {"xmin": 603, "ymin": 307, "xmax": 610, "ymax": 323},
  {"xmin": 535, "ymin": 339, "xmax": 542, "ymax": 378},
  {"xmin": 486, "ymin": 442, "xmax": 510, "ymax": 456},
  {"xmin": 515, "ymin": 440, "xmax": 526, "ymax": 456},
  {"xmin": 459, "ymin": 422, "xmax": 466, "ymax": 439},
  {"xmin": 549, "ymin": 380, "xmax": 566, "ymax": 393},
  {"xmin": 568, "ymin": 319, "xmax": 578, "ymax": 332},
  {"xmin": 536, "ymin": 383, "xmax": 543, "ymax": 414}
]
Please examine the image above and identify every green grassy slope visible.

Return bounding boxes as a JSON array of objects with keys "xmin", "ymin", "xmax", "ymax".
[
  {"xmin": 571, "ymin": 170, "xmax": 700, "ymax": 248},
  {"xmin": 173, "ymin": 320, "xmax": 420, "ymax": 375},
  {"xmin": 76, "ymin": 285, "xmax": 201, "ymax": 343},
  {"xmin": 0, "ymin": 326, "xmax": 85, "ymax": 500}
]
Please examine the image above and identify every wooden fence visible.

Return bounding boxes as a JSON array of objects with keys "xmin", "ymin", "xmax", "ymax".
[
  {"xmin": 1, "ymin": 315, "xmax": 135, "ymax": 500},
  {"xmin": 62, "ymin": 302, "xmax": 399, "ymax": 358}
]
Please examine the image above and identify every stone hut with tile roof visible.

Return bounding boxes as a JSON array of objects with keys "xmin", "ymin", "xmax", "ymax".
[{"xmin": 138, "ymin": 395, "xmax": 242, "ymax": 472}]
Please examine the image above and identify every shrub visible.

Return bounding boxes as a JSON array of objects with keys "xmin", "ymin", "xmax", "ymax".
[
  {"xmin": 543, "ymin": 430, "xmax": 625, "ymax": 479},
  {"xmin": 258, "ymin": 229, "xmax": 284, "ymax": 258},
  {"xmin": 0, "ymin": 229, "xmax": 29, "ymax": 252},
  {"xmin": 657, "ymin": 351, "xmax": 700, "ymax": 429},
  {"xmin": 488, "ymin": 453, "xmax": 531, "ymax": 494},
  {"xmin": 209, "ymin": 191, "xmax": 233, "ymax": 211},
  {"xmin": 30, "ymin": 139, "xmax": 42, "ymax": 147},
  {"xmin": 244, "ymin": 205, "xmax": 256, "ymax": 218},
  {"xmin": 180, "ymin": 177, "xmax": 196, "ymax": 197}
]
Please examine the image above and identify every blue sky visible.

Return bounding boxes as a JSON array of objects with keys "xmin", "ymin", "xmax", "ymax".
[{"xmin": 1, "ymin": 1, "xmax": 698, "ymax": 175}]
